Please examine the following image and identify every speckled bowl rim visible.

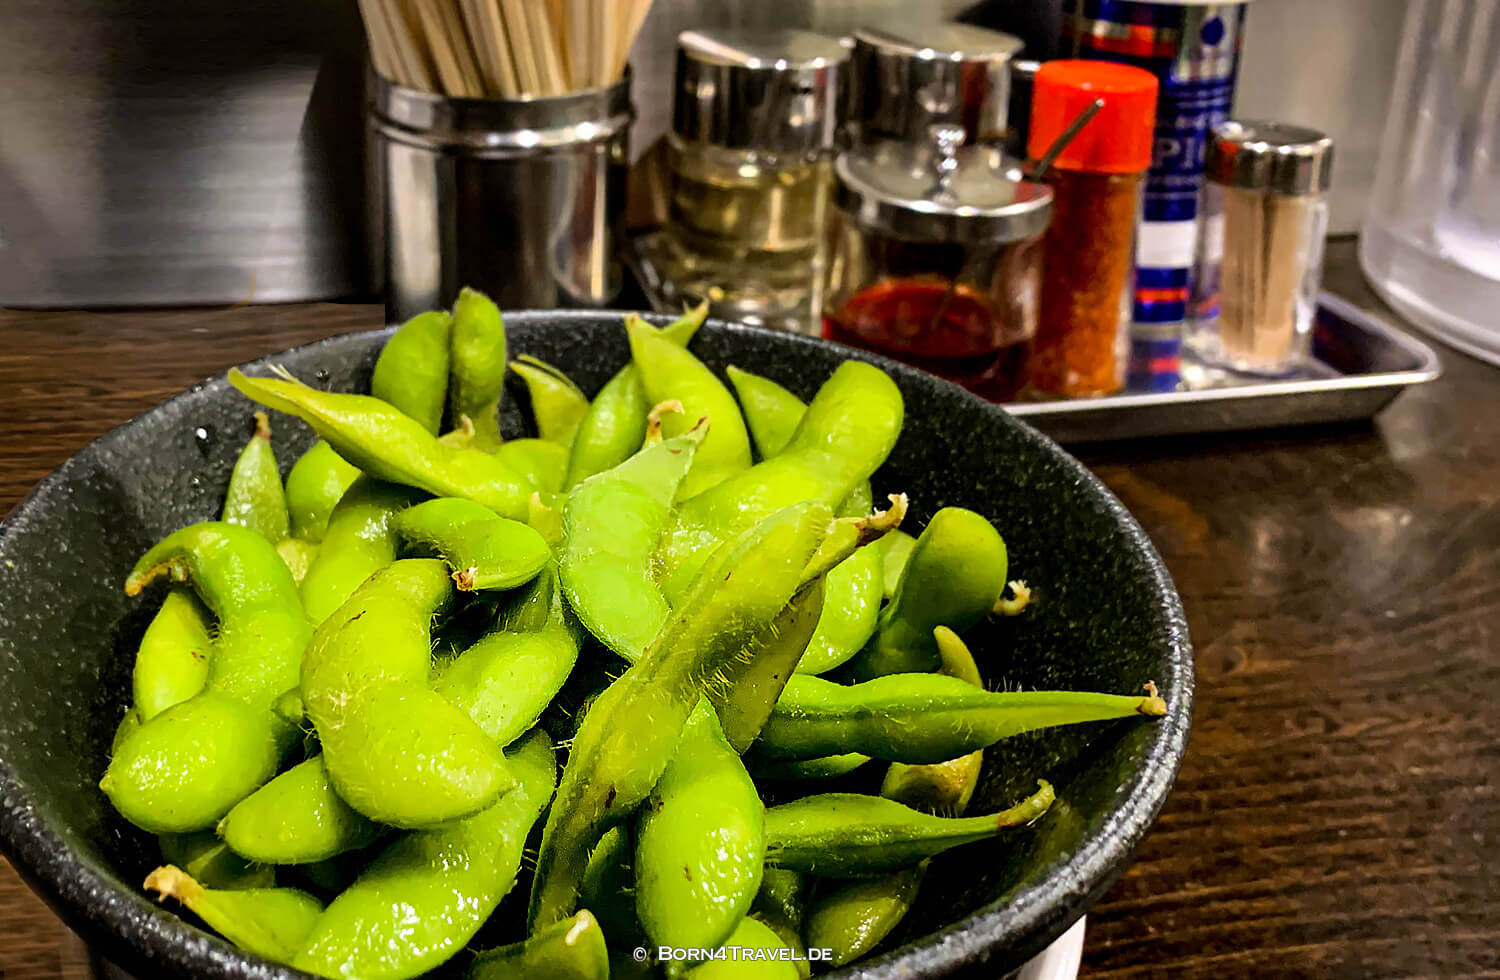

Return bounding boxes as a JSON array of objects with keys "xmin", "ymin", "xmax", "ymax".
[{"xmin": 0, "ymin": 311, "xmax": 1192, "ymax": 979}]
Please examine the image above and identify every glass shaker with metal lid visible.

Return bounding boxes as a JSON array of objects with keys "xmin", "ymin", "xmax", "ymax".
[
  {"xmin": 824, "ymin": 129, "xmax": 1053, "ymax": 401},
  {"xmin": 637, "ymin": 28, "xmax": 849, "ymax": 334}
]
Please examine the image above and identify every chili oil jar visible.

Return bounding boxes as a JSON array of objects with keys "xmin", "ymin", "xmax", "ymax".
[
  {"xmin": 824, "ymin": 133, "xmax": 1053, "ymax": 401},
  {"xmin": 1026, "ymin": 60, "xmax": 1158, "ymax": 398}
]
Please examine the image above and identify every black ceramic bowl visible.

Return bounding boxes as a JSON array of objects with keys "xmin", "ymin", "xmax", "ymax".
[{"xmin": 0, "ymin": 312, "xmax": 1189, "ymax": 979}]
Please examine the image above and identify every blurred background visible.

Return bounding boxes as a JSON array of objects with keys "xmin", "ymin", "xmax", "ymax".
[{"xmin": 0, "ymin": 0, "xmax": 1404, "ymax": 308}]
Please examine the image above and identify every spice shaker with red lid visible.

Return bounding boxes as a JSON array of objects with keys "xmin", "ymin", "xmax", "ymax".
[{"xmin": 1026, "ymin": 60, "xmax": 1158, "ymax": 398}]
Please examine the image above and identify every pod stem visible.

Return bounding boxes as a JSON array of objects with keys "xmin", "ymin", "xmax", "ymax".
[
  {"xmin": 251, "ymin": 411, "xmax": 272, "ymax": 442},
  {"xmin": 643, "ymin": 400, "xmax": 684, "ymax": 447}
]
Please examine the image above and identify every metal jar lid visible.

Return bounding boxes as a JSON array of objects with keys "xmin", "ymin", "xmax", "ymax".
[
  {"xmin": 850, "ymin": 24, "xmax": 1024, "ymax": 144},
  {"xmin": 834, "ymin": 135, "xmax": 1052, "ymax": 244},
  {"xmin": 672, "ymin": 29, "xmax": 851, "ymax": 154},
  {"xmin": 1207, "ymin": 120, "xmax": 1334, "ymax": 195}
]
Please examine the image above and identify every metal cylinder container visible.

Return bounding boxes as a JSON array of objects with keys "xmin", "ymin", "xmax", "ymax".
[{"xmin": 370, "ymin": 74, "xmax": 633, "ymax": 322}]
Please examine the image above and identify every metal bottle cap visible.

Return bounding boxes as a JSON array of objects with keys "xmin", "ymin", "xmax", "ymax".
[
  {"xmin": 672, "ymin": 29, "xmax": 851, "ymax": 154},
  {"xmin": 850, "ymin": 24, "xmax": 1025, "ymax": 145},
  {"xmin": 1208, "ymin": 120, "xmax": 1334, "ymax": 195},
  {"xmin": 834, "ymin": 132, "xmax": 1052, "ymax": 244}
]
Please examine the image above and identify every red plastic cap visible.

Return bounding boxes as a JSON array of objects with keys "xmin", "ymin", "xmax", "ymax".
[{"xmin": 1028, "ymin": 60, "xmax": 1158, "ymax": 174}]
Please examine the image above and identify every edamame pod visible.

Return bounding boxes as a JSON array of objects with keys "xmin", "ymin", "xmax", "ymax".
[
  {"xmin": 528, "ymin": 502, "xmax": 833, "ymax": 931},
  {"xmin": 469, "ymin": 909, "xmax": 609, "ymax": 980},
  {"xmin": 105, "ymin": 522, "xmax": 309, "ymax": 832},
  {"xmin": 635, "ymin": 701, "xmax": 765, "ymax": 954},
  {"xmin": 112, "ymin": 709, "xmax": 141, "ymax": 753},
  {"xmin": 132, "ymin": 588, "xmax": 212, "ymax": 722},
  {"xmin": 495, "ymin": 438, "xmax": 569, "ymax": 494},
  {"xmin": 158, "ymin": 829, "xmax": 274, "ymax": 890},
  {"xmin": 795, "ymin": 484, "xmax": 884, "ymax": 676},
  {"xmin": 394, "ymin": 497, "xmax": 550, "ymax": 592},
  {"xmin": 845, "ymin": 507, "xmax": 1008, "ymax": 679},
  {"xmin": 765, "ymin": 783, "xmax": 1054, "ymax": 877},
  {"xmin": 285, "ymin": 441, "xmax": 363, "ymax": 543},
  {"xmin": 217, "ymin": 756, "xmax": 381, "ymax": 865},
  {"xmin": 371, "ymin": 310, "xmax": 451, "ymax": 434},
  {"xmin": 565, "ymin": 305, "xmax": 708, "ymax": 488},
  {"xmin": 577, "ymin": 824, "xmax": 647, "ymax": 961},
  {"xmin": 804, "ymin": 627, "xmax": 987, "ymax": 965},
  {"xmin": 301, "ymin": 559, "xmax": 511, "ymax": 828},
  {"xmin": 275, "ymin": 537, "xmax": 318, "ymax": 585},
  {"xmin": 144, "ymin": 865, "xmax": 323, "ymax": 964},
  {"xmin": 448, "ymin": 287, "xmax": 507, "ymax": 449},
  {"xmin": 560, "ymin": 421, "xmax": 706, "ymax": 662},
  {"xmin": 293, "ymin": 729, "xmax": 557, "ymax": 980},
  {"xmin": 626, "ymin": 316, "xmax": 751, "ymax": 498},
  {"xmin": 682, "ymin": 916, "xmax": 802, "ymax": 980},
  {"xmin": 512, "ymin": 355, "xmax": 589, "ymax": 448},
  {"xmin": 726, "ymin": 365, "xmax": 806, "ymax": 460},
  {"xmin": 756, "ymin": 672, "xmax": 1168, "ymax": 763},
  {"xmin": 750, "ymin": 753, "xmax": 871, "ymax": 782},
  {"xmin": 299, "ymin": 478, "xmax": 422, "ymax": 624},
  {"xmin": 103, "ymin": 694, "xmax": 293, "ymax": 833},
  {"xmin": 749, "ymin": 868, "xmax": 806, "ymax": 962},
  {"xmin": 229, "ymin": 369, "xmax": 533, "ymax": 519},
  {"xmin": 221, "ymin": 412, "xmax": 290, "ymax": 544},
  {"xmin": 434, "ymin": 625, "xmax": 579, "ymax": 746},
  {"xmin": 660, "ymin": 361, "xmax": 903, "ymax": 604},
  {"xmin": 876, "ymin": 529, "xmax": 916, "ymax": 601}
]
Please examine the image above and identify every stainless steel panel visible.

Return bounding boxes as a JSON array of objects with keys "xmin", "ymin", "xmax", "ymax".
[
  {"xmin": 0, "ymin": 0, "xmax": 368, "ymax": 307},
  {"xmin": 1007, "ymin": 292, "xmax": 1442, "ymax": 442}
]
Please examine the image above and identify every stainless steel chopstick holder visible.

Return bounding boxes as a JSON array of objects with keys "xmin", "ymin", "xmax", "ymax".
[{"xmin": 370, "ymin": 74, "xmax": 633, "ymax": 321}]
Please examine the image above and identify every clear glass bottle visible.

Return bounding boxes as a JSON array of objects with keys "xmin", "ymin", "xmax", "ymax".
[
  {"xmin": 636, "ymin": 29, "xmax": 848, "ymax": 334},
  {"xmin": 823, "ymin": 135, "xmax": 1053, "ymax": 401},
  {"xmin": 1188, "ymin": 120, "xmax": 1333, "ymax": 375}
]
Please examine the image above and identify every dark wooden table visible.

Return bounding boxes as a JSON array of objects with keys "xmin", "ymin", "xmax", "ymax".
[{"xmin": 1, "ymin": 240, "xmax": 1496, "ymax": 978}]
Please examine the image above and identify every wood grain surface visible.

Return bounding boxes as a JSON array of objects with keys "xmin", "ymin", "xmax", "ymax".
[{"xmin": 1, "ymin": 241, "xmax": 1496, "ymax": 978}]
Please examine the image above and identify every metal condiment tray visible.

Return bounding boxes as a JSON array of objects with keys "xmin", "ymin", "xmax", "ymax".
[{"xmin": 1007, "ymin": 292, "xmax": 1442, "ymax": 443}]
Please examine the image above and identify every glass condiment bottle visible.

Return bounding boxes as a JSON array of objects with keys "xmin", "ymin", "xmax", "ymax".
[
  {"xmin": 639, "ymin": 29, "xmax": 849, "ymax": 335},
  {"xmin": 823, "ymin": 131, "xmax": 1053, "ymax": 401},
  {"xmin": 1027, "ymin": 60, "xmax": 1158, "ymax": 399},
  {"xmin": 1188, "ymin": 120, "xmax": 1333, "ymax": 375}
]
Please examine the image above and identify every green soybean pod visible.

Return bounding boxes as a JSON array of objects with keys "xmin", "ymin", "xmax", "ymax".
[
  {"xmin": 448, "ymin": 287, "xmax": 508, "ymax": 449},
  {"xmin": 756, "ymin": 672, "xmax": 1168, "ymax": 764},
  {"xmin": 111, "ymin": 708, "xmax": 141, "ymax": 753},
  {"xmin": 301, "ymin": 559, "xmax": 511, "ymax": 828},
  {"xmin": 659, "ymin": 361, "xmax": 904, "ymax": 604},
  {"xmin": 577, "ymin": 824, "xmax": 648, "ymax": 962},
  {"xmin": 626, "ymin": 316, "xmax": 751, "ymax": 498},
  {"xmin": 158, "ymin": 830, "xmax": 274, "ymax": 890},
  {"xmin": 560, "ymin": 422, "xmax": 705, "ymax": 663},
  {"xmin": 565, "ymin": 305, "xmax": 708, "ymax": 488},
  {"xmin": 804, "ymin": 627, "xmax": 987, "ymax": 966},
  {"xmin": 683, "ymin": 916, "xmax": 802, "ymax": 980},
  {"xmin": 132, "ymin": 588, "xmax": 213, "ymax": 722},
  {"xmin": 371, "ymin": 310, "xmax": 452, "ymax": 435},
  {"xmin": 434, "ymin": 625, "xmax": 579, "ymax": 746},
  {"xmin": 875, "ymin": 530, "xmax": 916, "ymax": 601},
  {"xmin": 221, "ymin": 412, "xmax": 290, "ymax": 544},
  {"xmin": 846, "ymin": 507, "xmax": 1009, "ymax": 679},
  {"xmin": 750, "ymin": 753, "xmax": 871, "ymax": 782},
  {"xmin": 229, "ymin": 370, "xmax": 533, "ymax": 520},
  {"xmin": 765, "ymin": 784, "xmax": 1054, "ymax": 877},
  {"xmin": 275, "ymin": 538, "xmax": 319, "ymax": 585},
  {"xmin": 469, "ymin": 910, "xmax": 609, "ymax": 980},
  {"xmin": 512, "ymin": 355, "xmax": 590, "ymax": 448},
  {"xmin": 635, "ymin": 701, "xmax": 765, "ymax": 954},
  {"xmin": 105, "ymin": 523, "xmax": 309, "ymax": 832},
  {"xmin": 494, "ymin": 437, "xmax": 569, "ymax": 495},
  {"xmin": 293, "ymin": 729, "xmax": 557, "ymax": 980},
  {"xmin": 299, "ymin": 478, "xmax": 422, "ymax": 624},
  {"xmin": 144, "ymin": 865, "xmax": 322, "ymax": 964},
  {"xmin": 284, "ymin": 441, "xmax": 362, "ymax": 543},
  {"xmin": 726, "ymin": 365, "xmax": 805, "ymax": 460},
  {"xmin": 394, "ymin": 497, "xmax": 551, "ymax": 592},
  {"xmin": 528, "ymin": 503, "xmax": 832, "ymax": 931},
  {"xmin": 217, "ymin": 756, "xmax": 382, "ymax": 866}
]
